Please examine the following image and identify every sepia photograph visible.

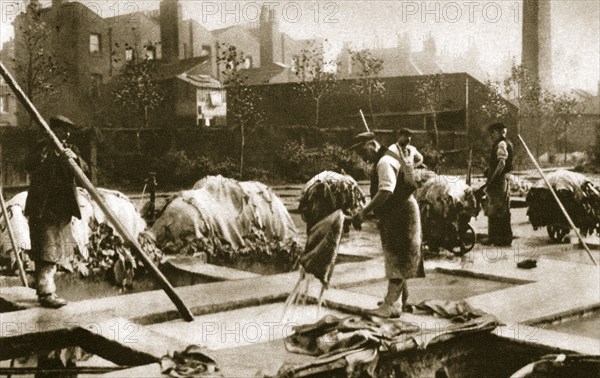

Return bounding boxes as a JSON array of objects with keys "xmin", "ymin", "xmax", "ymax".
[{"xmin": 0, "ymin": 0, "xmax": 599, "ymax": 376}]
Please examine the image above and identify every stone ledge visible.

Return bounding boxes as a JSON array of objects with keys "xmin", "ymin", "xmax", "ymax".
[{"xmin": 164, "ymin": 257, "xmax": 261, "ymax": 281}]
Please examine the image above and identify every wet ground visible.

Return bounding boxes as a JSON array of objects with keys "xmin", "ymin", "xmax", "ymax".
[
  {"xmin": 347, "ymin": 273, "xmax": 515, "ymax": 304},
  {"xmin": 542, "ymin": 312, "xmax": 600, "ymax": 340}
]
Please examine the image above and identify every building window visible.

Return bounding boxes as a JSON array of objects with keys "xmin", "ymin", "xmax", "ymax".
[
  {"xmin": 145, "ymin": 45, "xmax": 155, "ymax": 60},
  {"xmin": 244, "ymin": 56, "xmax": 253, "ymax": 69},
  {"xmin": 291, "ymin": 55, "xmax": 299, "ymax": 73},
  {"xmin": 200, "ymin": 45, "xmax": 211, "ymax": 57},
  {"xmin": 155, "ymin": 43, "xmax": 162, "ymax": 60},
  {"xmin": 89, "ymin": 33, "xmax": 101, "ymax": 54},
  {"xmin": 90, "ymin": 74, "xmax": 102, "ymax": 98},
  {"xmin": 125, "ymin": 48, "xmax": 133, "ymax": 61},
  {"xmin": 0, "ymin": 94, "xmax": 9, "ymax": 113}
]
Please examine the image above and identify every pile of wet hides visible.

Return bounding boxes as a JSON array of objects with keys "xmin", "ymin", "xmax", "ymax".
[
  {"xmin": 415, "ymin": 175, "xmax": 479, "ymax": 221},
  {"xmin": 413, "ymin": 169, "xmax": 437, "ymax": 187},
  {"xmin": 298, "ymin": 171, "xmax": 366, "ymax": 232},
  {"xmin": 526, "ymin": 170, "xmax": 600, "ymax": 236},
  {"xmin": 276, "ymin": 300, "xmax": 501, "ymax": 378},
  {"xmin": 0, "ymin": 188, "xmax": 160, "ymax": 287},
  {"xmin": 151, "ymin": 175, "xmax": 300, "ymax": 269},
  {"xmin": 298, "ymin": 210, "xmax": 345, "ymax": 287},
  {"xmin": 283, "ymin": 211, "xmax": 345, "ymax": 318},
  {"xmin": 160, "ymin": 345, "xmax": 222, "ymax": 378}
]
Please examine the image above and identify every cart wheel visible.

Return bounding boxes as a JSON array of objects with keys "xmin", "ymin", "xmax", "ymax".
[
  {"xmin": 454, "ymin": 225, "xmax": 476, "ymax": 256},
  {"xmin": 547, "ymin": 225, "xmax": 568, "ymax": 243}
]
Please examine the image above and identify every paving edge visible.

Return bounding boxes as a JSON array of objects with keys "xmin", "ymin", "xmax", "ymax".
[
  {"xmin": 523, "ymin": 303, "xmax": 600, "ymax": 328},
  {"xmin": 433, "ymin": 267, "xmax": 534, "ymax": 284}
]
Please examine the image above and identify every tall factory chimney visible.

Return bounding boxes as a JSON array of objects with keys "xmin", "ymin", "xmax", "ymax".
[
  {"xmin": 160, "ymin": 0, "xmax": 182, "ymax": 62},
  {"xmin": 522, "ymin": 0, "xmax": 553, "ymax": 89}
]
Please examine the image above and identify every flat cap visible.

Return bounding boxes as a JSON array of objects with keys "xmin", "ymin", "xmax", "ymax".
[
  {"xmin": 349, "ymin": 131, "xmax": 376, "ymax": 150},
  {"xmin": 398, "ymin": 128, "xmax": 414, "ymax": 136},
  {"xmin": 49, "ymin": 115, "xmax": 77, "ymax": 130},
  {"xmin": 487, "ymin": 122, "xmax": 507, "ymax": 132}
]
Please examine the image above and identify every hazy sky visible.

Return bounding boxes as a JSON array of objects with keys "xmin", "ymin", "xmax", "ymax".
[{"xmin": 1, "ymin": 0, "xmax": 598, "ymax": 93}]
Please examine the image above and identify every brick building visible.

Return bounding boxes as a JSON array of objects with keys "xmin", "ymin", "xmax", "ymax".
[
  {"xmin": 0, "ymin": 39, "xmax": 17, "ymax": 127},
  {"xmin": 11, "ymin": 0, "xmax": 309, "ymax": 128}
]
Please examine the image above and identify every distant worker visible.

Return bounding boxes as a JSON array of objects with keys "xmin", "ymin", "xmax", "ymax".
[
  {"xmin": 24, "ymin": 116, "xmax": 84, "ymax": 308},
  {"xmin": 485, "ymin": 122, "xmax": 514, "ymax": 246},
  {"xmin": 351, "ymin": 128, "xmax": 425, "ymax": 317},
  {"xmin": 349, "ymin": 131, "xmax": 386, "ymax": 198}
]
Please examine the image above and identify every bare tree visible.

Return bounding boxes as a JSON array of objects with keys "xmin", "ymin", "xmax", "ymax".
[
  {"xmin": 294, "ymin": 41, "xmax": 339, "ymax": 128},
  {"xmin": 349, "ymin": 48, "xmax": 385, "ymax": 124},
  {"xmin": 481, "ymin": 79, "xmax": 511, "ymax": 123},
  {"xmin": 14, "ymin": 2, "xmax": 66, "ymax": 120},
  {"xmin": 503, "ymin": 63, "xmax": 545, "ymax": 157},
  {"xmin": 112, "ymin": 46, "xmax": 163, "ymax": 151},
  {"xmin": 217, "ymin": 43, "xmax": 264, "ymax": 178},
  {"xmin": 543, "ymin": 92, "xmax": 581, "ymax": 163},
  {"xmin": 416, "ymin": 74, "xmax": 448, "ymax": 147}
]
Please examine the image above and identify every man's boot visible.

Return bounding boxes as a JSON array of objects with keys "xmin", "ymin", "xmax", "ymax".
[
  {"xmin": 368, "ymin": 279, "xmax": 404, "ymax": 318},
  {"xmin": 36, "ymin": 262, "xmax": 67, "ymax": 309}
]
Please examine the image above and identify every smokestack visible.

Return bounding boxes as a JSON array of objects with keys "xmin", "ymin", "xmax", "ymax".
[
  {"xmin": 160, "ymin": 0, "xmax": 182, "ymax": 62},
  {"xmin": 259, "ymin": 5, "xmax": 276, "ymax": 66},
  {"xmin": 522, "ymin": 0, "xmax": 552, "ymax": 89}
]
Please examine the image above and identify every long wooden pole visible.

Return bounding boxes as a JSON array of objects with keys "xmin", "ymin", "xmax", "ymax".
[
  {"xmin": 518, "ymin": 133, "xmax": 597, "ymax": 266},
  {"xmin": 0, "ymin": 187, "xmax": 28, "ymax": 287},
  {"xmin": 359, "ymin": 109, "xmax": 370, "ymax": 132},
  {"xmin": 0, "ymin": 62, "xmax": 194, "ymax": 320}
]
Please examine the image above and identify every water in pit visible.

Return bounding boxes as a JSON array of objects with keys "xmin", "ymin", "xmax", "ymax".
[
  {"xmin": 346, "ymin": 272, "xmax": 515, "ymax": 303},
  {"xmin": 541, "ymin": 311, "xmax": 600, "ymax": 340}
]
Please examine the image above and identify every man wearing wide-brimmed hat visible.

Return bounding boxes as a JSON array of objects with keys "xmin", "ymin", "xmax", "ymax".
[
  {"xmin": 24, "ymin": 115, "xmax": 83, "ymax": 308},
  {"xmin": 350, "ymin": 128, "xmax": 425, "ymax": 318},
  {"xmin": 485, "ymin": 122, "xmax": 513, "ymax": 246}
]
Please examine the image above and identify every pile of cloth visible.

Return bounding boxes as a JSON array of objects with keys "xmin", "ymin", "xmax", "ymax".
[
  {"xmin": 276, "ymin": 300, "xmax": 501, "ymax": 377},
  {"xmin": 526, "ymin": 170, "xmax": 600, "ymax": 236},
  {"xmin": 150, "ymin": 176, "xmax": 299, "ymax": 265},
  {"xmin": 298, "ymin": 171, "xmax": 366, "ymax": 232}
]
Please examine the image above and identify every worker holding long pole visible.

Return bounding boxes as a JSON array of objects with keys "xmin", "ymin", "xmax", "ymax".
[
  {"xmin": 0, "ymin": 62, "xmax": 194, "ymax": 320},
  {"xmin": 23, "ymin": 115, "xmax": 87, "ymax": 308}
]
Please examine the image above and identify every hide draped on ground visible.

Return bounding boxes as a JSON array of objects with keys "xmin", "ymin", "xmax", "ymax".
[
  {"xmin": 0, "ymin": 187, "xmax": 154, "ymax": 287},
  {"xmin": 277, "ymin": 300, "xmax": 501, "ymax": 377},
  {"xmin": 0, "ymin": 188, "xmax": 147, "ymax": 262},
  {"xmin": 150, "ymin": 175, "xmax": 298, "ymax": 264}
]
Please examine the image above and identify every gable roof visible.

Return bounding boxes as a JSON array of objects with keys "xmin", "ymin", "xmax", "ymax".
[
  {"xmin": 177, "ymin": 73, "xmax": 223, "ymax": 89},
  {"xmin": 212, "ymin": 24, "xmax": 260, "ymax": 42},
  {"xmin": 155, "ymin": 56, "xmax": 210, "ymax": 81},
  {"xmin": 238, "ymin": 64, "xmax": 298, "ymax": 85}
]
